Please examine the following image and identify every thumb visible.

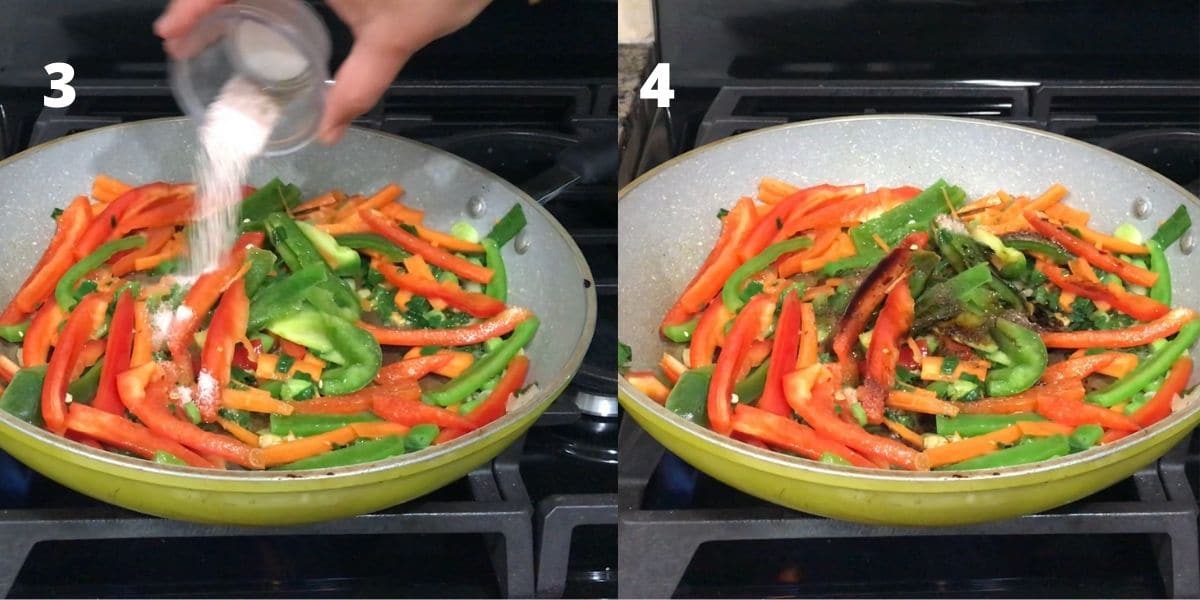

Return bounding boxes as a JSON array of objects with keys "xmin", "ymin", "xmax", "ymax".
[
  {"xmin": 317, "ymin": 40, "xmax": 414, "ymax": 145},
  {"xmin": 155, "ymin": 0, "xmax": 230, "ymax": 39}
]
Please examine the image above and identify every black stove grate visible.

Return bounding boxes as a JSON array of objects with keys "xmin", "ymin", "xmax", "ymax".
[{"xmin": 617, "ymin": 419, "xmax": 1199, "ymax": 599}]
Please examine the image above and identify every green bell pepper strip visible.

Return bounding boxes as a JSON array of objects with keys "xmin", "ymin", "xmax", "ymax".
[
  {"xmin": 67, "ymin": 360, "xmax": 105, "ymax": 405},
  {"xmin": 850, "ymin": 179, "xmax": 966, "ymax": 257},
  {"xmin": 935, "ymin": 413, "xmax": 1045, "ymax": 437},
  {"xmin": 722, "ymin": 237, "xmax": 812, "ymax": 311},
  {"xmin": 0, "ymin": 322, "xmax": 27, "ymax": 343},
  {"xmin": 969, "ymin": 225, "xmax": 1028, "ymax": 279},
  {"xmin": 243, "ymin": 248, "xmax": 278, "ymax": 297},
  {"xmin": 819, "ymin": 452, "xmax": 852, "ymax": 466},
  {"xmin": 1002, "ymin": 236, "xmax": 1072, "ymax": 265},
  {"xmin": 239, "ymin": 178, "xmax": 302, "ymax": 223},
  {"xmin": 334, "ymin": 233, "xmax": 411, "ymax": 261},
  {"xmin": 1068, "ymin": 424, "xmax": 1104, "ymax": 452},
  {"xmin": 665, "ymin": 366, "xmax": 713, "ymax": 426},
  {"xmin": 821, "ymin": 253, "xmax": 883, "ymax": 277},
  {"xmin": 482, "ymin": 238, "xmax": 507, "ymax": 302},
  {"xmin": 247, "ymin": 264, "xmax": 328, "ymax": 331},
  {"xmin": 404, "ymin": 424, "xmax": 440, "ymax": 452},
  {"xmin": 55, "ymin": 235, "xmax": 145, "ymax": 310},
  {"xmin": 264, "ymin": 214, "xmax": 360, "ymax": 321},
  {"xmin": 938, "ymin": 435, "xmax": 1070, "ymax": 470},
  {"xmin": 0, "ymin": 366, "xmax": 46, "ymax": 425},
  {"xmin": 267, "ymin": 310, "xmax": 382, "ymax": 395},
  {"xmin": 734, "ymin": 358, "xmax": 770, "ymax": 405},
  {"xmin": 907, "ymin": 250, "xmax": 940, "ymax": 298},
  {"xmin": 486, "ymin": 204, "xmax": 528, "ymax": 248},
  {"xmin": 273, "ymin": 435, "xmax": 407, "ymax": 471},
  {"xmin": 1149, "ymin": 205, "xmax": 1192, "ymax": 249},
  {"xmin": 269, "ymin": 412, "xmax": 382, "ymax": 437},
  {"xmin": 662, "ymin": 318, "xmax": 698, "ymax": 343},
  {"xmin": 296, "ymin": 221, "xmax": 361, "ymax": 276},
  {"xmin": 1146, "ymin": 239, "xmax": 1171, "ymax": 305},
  {"xmin": 153, "ymin": 450, "xmax": 188, "ymax": 466},
  {"xmin": 985, "ymin": 319, "xmax": 1047, "ymax": 396},
  {"xmin": 934, "ymin": 227, "xmax": 988, "ymax": 273},
  {"xmin": 424, "ymin": 316, "xmax": 540, "ymax": 406},
  {"xmin": 1087, "ymin": 319, "xmax": 1200, "ymax": 407}
]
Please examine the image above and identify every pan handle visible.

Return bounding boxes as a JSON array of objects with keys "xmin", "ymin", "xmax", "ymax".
[{"xmin": 521, "ymin": 126, "xmax": 617, "ymax": 205}]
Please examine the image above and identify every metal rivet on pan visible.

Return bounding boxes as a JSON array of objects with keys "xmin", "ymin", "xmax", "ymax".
[
  {"xmin": 514, "ymin": 231, "xmax": 531, "ymax": 254},
  {"xmin": 467, "ymin": 196, "xmax": 486, "ymax": 217},
  {"xmin": 1181, "ymin": 231, "xmax": 1195, "ymax": 255},
  {"xmin": 1132, "ymin": 197, "xmax": 1151, "ymax": 219}
]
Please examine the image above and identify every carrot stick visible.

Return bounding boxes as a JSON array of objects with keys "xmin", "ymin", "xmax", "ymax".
[
  {"xmin": 796, "ymin": 302, "xmax": 818, "ymax": 368},
  {"xmin": 886, "ymin": 389, "xmax": 960, "ymax": 416},
  {"xmin": 260, "ymin": 426, "xmax": 358, "ymax": 467},
  {"xmin": 380, "ymin": 202, "xmax": 424, "ymax": 224},
  {"xmin": 286, "ymin": 395, "xmax": 372, "ymax": 414},
  {"xmin": 130, "ymin": 302, "xmax": 154, "ymax": 368},
  {"xmin": 757, "ymin": 177, "xmax": 800, "ymax": 205},
  {"xmin": 1041, "ymin": 308, "xmax": 1196, "ymax": 349},
  {"xmin": 1076, "ymin": 225, "xmax": 1148, "ymax": 256},
  {"xmin": 217, "ymin": 418, "xmax": 261, "ymax": 447},
  {"xmin": 133, "ymin": 239, "xmax": 184, "ymax": 271},
  {"xmin": 1042, "ymin": 353, "xmax": 1118, "ymax": 383},
  {"xmin": 91, "ymin": 175, "xmax": 133, "ymax": 203},
  {"xmin": 924, "ymin": 425, "xmax": 1023, "ymax": 468},
  {"xmin": 402, "ymin": 255, "xmax": 448, "ymax": 310},
  {"xmin": 316, "ymin": 221, "xmax": 370, "ymax": 235},
  {"xmin": 414, "ymin": 225, "xmax": 485, "ymax": 254},
  {"xmin": 293, "ymin": 192, "xmax": 340, "ymax": 213},
  {"xmin": 222, "ymin": 388, "xmax": 296, "ymax": 415},
  {"xmin": 884, "ymin": 418, "xmax": 925, "ymax": 449},
  {"xmin": 350, "ymin": 421, "xmax": 412, "ymax": 438},
  {"xmin": 1016, "ymin": 420, "xmax": 1076, "ymax": 437},
  {"xmin": 957, "ymin": 394, "xmax": 1038, "ymax": 415},
  {"xmin": 1026, "ymin": 183, "xmax": 1068, "ymax": 213},
  {"xmin": 376, "ymin": 354, "xmax": 454, "ymax": 383},
  {"xmin": 0, "ymin": 355, "xmax": 19, "ymax": 383}
]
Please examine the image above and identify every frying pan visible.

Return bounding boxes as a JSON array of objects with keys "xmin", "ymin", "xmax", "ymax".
[
  {"xmin": 617, "ymin": 115, "xmax": 1200, "ymax": 526},
  {"xmin": 0, "ymin": 117, "xmax": 596, "ymax": 525}
]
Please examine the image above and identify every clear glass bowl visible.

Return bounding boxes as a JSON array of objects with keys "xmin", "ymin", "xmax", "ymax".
[{"xmin": 168, "ymin": 0, "xmax": 331, "ymax": 155}]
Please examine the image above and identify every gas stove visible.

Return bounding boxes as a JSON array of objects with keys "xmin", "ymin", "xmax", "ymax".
[
  {"xmin": 0, "ymin": 2, "xmax": 616, "ymax": 597},
  {"xmin": 617, "ymin": 1, "xmax": 1199, "ymax": 597}
]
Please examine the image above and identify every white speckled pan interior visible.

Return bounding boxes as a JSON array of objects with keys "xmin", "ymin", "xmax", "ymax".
[
  {"xmin": 0, "ymin": 117, "xmax": 596, "ymax": 478},
  {"xmin": 619, "ymin": 114, "xmax": 1200, "ymax": 479}
]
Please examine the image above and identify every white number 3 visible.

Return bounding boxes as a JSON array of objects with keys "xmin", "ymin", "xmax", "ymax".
[
  {"xmin": 43, "ymin": 62, "xmax": 76, "ymax": 109},
  {"xmin": 639, "ymin": 63, "xmax": 675, "ymax": 108}
]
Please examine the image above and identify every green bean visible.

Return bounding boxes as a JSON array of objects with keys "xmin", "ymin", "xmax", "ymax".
[
  {"xmin": 935, "ymin": 413, "xmax": 1045, "ymax": 437},
  {"xmin": 424, "ymin": 317, "xmax": 540, "ymax": 406},
  {"xmin": 1068, "ymin": 424, "xmax": 1104, "ymax": 452},
  {"xmin": 939, "ymin": 435, "xmax": 1070, "ymax": 470},
  {"xmin": 273, "ymin": 435, "xmax": 407, "ymax": 471},
  {"xmin": 269, "ymin": 412, "xmax": 381, "ymax": 437},
  {"xmin": 1088, "ymin": 320, "xmax": 1200, "ymax": 407},
  {"xmin": 1146, "ymin": 239, "xmax": 1171, "ymax": 305},
  {"xmin": 662, "ymin": 318, "xmax": 698, "ymax": 343},
  {"xmin": 482, "ymin": 238, "xmax": 507, "ymax": 302}
]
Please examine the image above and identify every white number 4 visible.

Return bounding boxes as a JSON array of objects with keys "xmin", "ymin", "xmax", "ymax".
[
  {"xmin": 639, "ymin": 63, "xmax": 675, "ymax": 108},
  {"xmin": 43, "ymin": 62, "xmax": 76, "ymax": 109}
]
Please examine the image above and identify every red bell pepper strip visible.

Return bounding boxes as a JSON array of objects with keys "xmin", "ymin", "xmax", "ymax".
[
  {"xmin": 111, "ymin": 196, "xmax": 194, "ymax": 238},
  {"xmin": 369, "ymin": 382, "xmax": 479, "ymax": 430},
  {"xmin": 756, "ymin": 290, "xmax": 803, "ymax": 416},
  {"xmin": 374, "ymin": 260, "xmax": 505, "ymax": 318},
  {"xmin": 785, "ymin": 374, "xmax": 929, "ymax": 470},
  {"xmin": 669, "ymin": 198, "xmax": 758, "ymax": 316},
  {"xmin": 1041, "ymin": 308, "xmax": 1196, "ymax": 349},
  {"xmin": 1036, "ymin": 262, "xmax": 1169, "ymax": 321},
  {"xmin": 118, "ymin": 367, "xmax": 264, "ymax": 469},
  {"xmin": 167, "ymin": 232, "xmax": 261, "ymax": 374},
  {"xmin": 75, "ymin": 182, "xmax": 174, "ymax": 258},
  {"xmin": 688, "ymin": 300, "xmax": 730, "ymax": 369},
  {"xmin": 832, "ymin": 232, "xmax": 927, "ymax": 382},
  {"xmin": 110, "ymin": 226, "xmax": 175, "ymax": 276},
  {"xmin": 465, "ymin": 354, "xmax": 529, "ymax": 427},
  {"xmin": 41, "ymin": 293, "xmax": 109, "ymax": 434},
  {"xmin": 12, "ymin": 196, "xmax": 92, "ymax": 314},
  {"xmin": 859, "ymin": 275, "xmax": 915, "ymax": 424},
  {"xmin": 1041, "ymin": 353, "xmax": 1118, "ymax": 384},
  {"xmin": 776, "ymin": 185, "xmax": 914, "ymax": 241},
  {"xmin": 91, "ymin": 290, "xmax": 136, "ymax": 415},
  {"xmin": 1131, "ymin": 356, "xmax": 1193, "ymax": 427},
  {"xmin": 361, "ymin": 209, "xmax": 493, "ymax": 284},
  {"xmin": 708, "ymin": 294, "xmax": 775, "ymax": 435},
  {"xmin": 739, "ymin": 184, "xmax": 862, "ymax": 261},
  {"xmin": 360, "ymin": 306, "xmax": 532, "ymax": 347},
  {"xmin": 64, "ymin": 403, "xmax": 213, "ymax": 468},
  {"xmin": 1035, "ymin": 382, "xmax": 1141, "ymax": 432},
  {"xmin": 1025, "ymin": 210, "xmax": 1158, "ymax": 288},
  {"xmin": 0, "ymin": 198, "xmax": 93, "ymax": 325},
  {"xmin": 730, "ymin": 403, "xmax": 875, "ymax": 467},
  {"xmin": 376, "ymin": 354, "xmax": 454, "ymax": 384},
  {"xmin": 22, "ymin": 301, "xmax": 64, "ymax": 367},
  {"xmin": 197, "ymin": 278, "xmax": 249, "ymax": 423}
]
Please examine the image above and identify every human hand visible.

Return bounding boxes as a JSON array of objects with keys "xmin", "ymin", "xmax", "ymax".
[{"xmin": 156, "ymin": 0, "xmax": 491, "ymax": 144}]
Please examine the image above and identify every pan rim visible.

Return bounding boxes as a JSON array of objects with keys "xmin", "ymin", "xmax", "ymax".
[
  {"xmin": 0, "ymin": 116, "xmax": 597, "ymax": 484},
  {"xmin": 617, "ymin": 113, "xmax": 1200, "ymax": 483}
]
